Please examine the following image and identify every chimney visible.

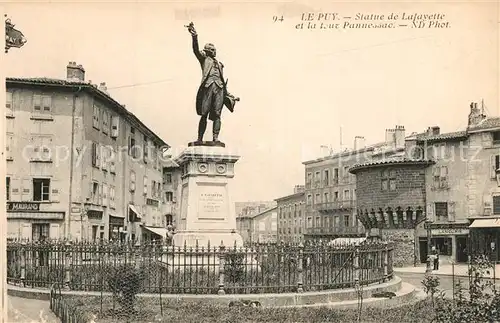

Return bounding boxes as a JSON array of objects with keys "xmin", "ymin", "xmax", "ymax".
[
  {"xmin": 294, "ymin": 185, "xmax": 305, "ymax": 194},
  {"xmin": 354, "ymin": 136, "xmax": 366, "ymax": 151},
  {"xmin": 468, "ymin": 101, "xmax": 487, "ymax": 127},
  {"xmin": 98, "ymin": 82, "xmax": 108, "ymax": 94},
  {"xmin": 394, "ymin": 125, "xmax": 405, "ymax": 149},
  {"xmin": 66, "ymin": 61, "xmax": 85, "ymax": 82},
  {"xmin": 320, "ymin": 145, "xmax": 331, "ymax": 157},
  {"xmin": 431, "ymin": 126, "xmax": 440, "ymax": 135},
  {"xmin": 385, "ymin": 128, "xmax": 395, "ymax": 146}
]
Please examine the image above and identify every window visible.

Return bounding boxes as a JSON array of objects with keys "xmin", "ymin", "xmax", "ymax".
[
  {"xmin": 33, "ymin": 94, "xmax": 52, "ymax": 115},
  {"xmin": 324, "ymin": 192, "xmax": 329, "ymax": 202},
  {"xmin": 324, "ymin": 169, "xmax": 329, "ymax": 185},
  {"xmin": 344, "ymin": 215, "xmax": 350, "ymax": 227},
  {"xmin": 334, "ymin": 191, "xmax": 339, "ymax": 201},
  {"xmin": 130, "ymin": 171, "xmax": 136, "ymax": 192},
  {"xmin": 6, "ymin": 91, "xmax": 13, "ymax": 115},
  {"xmin": 314, "ymin": 172, "xmax": 320, "ymax": 186},
  {"xmin": 33, "ymin": 178, "xmax": 50, "ymax": 201},
  {"xmin": 6, "ymin": 134, "xmax": 13, "ymax": 160},
  {"xmin": 143, "ymin": 136, "xmax": 149, "ymax": 163},
  {"xmin": 381, "ymin": 169, "xmax": 396, "ymax": 191},
  {"xmin": 102, "ymin": 110, "xmax": 110, "ymax": 134},
  {"xmin": 433, "ymin": 166, "xmax": 449, "ymax": 189},
  {"xmin": 93, "ymin": 105, "xmax": 100, "ymax": 129},
  {"xmin": 91, "ymin": 182, "xmax": 99, "ymax": 204},
  {"xmin": 493, "ymin": 132, "xmax": 500, "ymax": 145},
  {"xmin": 343, "ymin": 166, "xmax": 350, "ymax": 182},
  {"xmin": 333, "ymin": 168, "xmax": 339, "ymax": 184},
  {"xmin": 165, "ymin": 192, "xmax": 173, "ymax": 202},
  {"xmin": 343, "ymin": 189, "xmax": 350, "ymax": 200},
  {"xmin": 6, "ymin": 177, "xmax": 10, "ymax": 201},
  {"xmin": 307, "ymin": 217, "xmax": 312, "ymax": 228},
  {"xmin": 307, "ymin": 172, "xmax": 312, "ymax": 185},
  {"xmin": 315, "ymin": 216, "xmax": 321, "ymax": 227},
  {"xmin": 109, "ymin": 185, "xmax": 116, "ymax": 209},
  {"xmin": 143, "ymin": 176, "xmax": 148, "ymax": 196},
  {"xmin": 435, "ymin": 202, "xmax": 448, "ymax": 219},
  {"xmin": 165, "ymin": 173, "xmax": 172, "ymax": 184},
  {"xmin": 492, "ymin": 196, "xmax": 500, "ymax": 215},
  {"xmin": 32, "ymin": 223, "xmax": 49, "ymax": 241},
  {"xmin": 307, "ymin": 194, "xmax": 312, "ymax": 205},
  {"xmin": 315, "ymin": 193, "xmax": 320, "ymax": 204},
  {"xmin": 91, "ymin": 142, "xmax": 100, "ymax": 168},
  {"xmin": 111, "ymin": 115, "xmax": 119, "ymax": 138}
]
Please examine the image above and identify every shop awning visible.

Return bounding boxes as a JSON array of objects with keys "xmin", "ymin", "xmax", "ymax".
[
  {"xmin": 129, "ymin": 204, "xmax": 142, "ymax": 219},
  {"xmin": 143, "ymin": 226, "xmax": 168, "ymax": 238},
  {"xmin": 6, "ymin": 212, "xmax": 64, "ymax": 220},
  {"xmin": 469, "ymin": 218, "xmax": 500, "ymax": 228}
]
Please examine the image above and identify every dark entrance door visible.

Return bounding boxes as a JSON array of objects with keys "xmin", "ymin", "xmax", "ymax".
[
  {"xmin": 456, "ymin": 236, "xmax": 468, "ymax": 263},
  {"xmin": 419, "ymin": 238, "xmax": 428, "ymax": 263}
]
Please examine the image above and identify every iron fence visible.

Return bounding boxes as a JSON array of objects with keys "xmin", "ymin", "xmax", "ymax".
[{"xmin": 7, "ymin": 239, "xmax": 394, "ymax": 295}]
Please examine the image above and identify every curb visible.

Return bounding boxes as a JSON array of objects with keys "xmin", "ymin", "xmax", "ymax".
[
  {"xmin": 8, "ymin": 276, "xmax": 404, "ymax": 307},
  {"xmin": 395, "ymin": 271, "xmax": 500, "ymax": 280}
]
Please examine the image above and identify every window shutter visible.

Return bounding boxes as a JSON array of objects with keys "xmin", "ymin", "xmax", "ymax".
[
  {"xmin": 91, "ymin": 142, "xmax": 97, "ymax": 167},
  {"xmin": 96, "ymin": 144, "xmax": 101, "ymax": 168},
  {"xmin": 10, "ymin": 178, "xmax": 21, "ymax": 201},
  {"xmin": 484, "ymin": 194, "xmax": 493, "ymax": 216},
  {"xmin": 21, "ymin": 223, "xmax": 32, "ymax": 241},
  {"xmin": 49, "ymin": 224, "xmax": 60, "ymax": 240},
  {"xmin": 143, "ymin": 176, "xmax": 148, "ymax": 196},
  {"xmin": 491, "ymin": 155, "xmax": 497, "ymax": 179},
  {"xmin": 448, "ymin": 202, "xmax": 456, "ymax": 222},
  {"xmin": 21, "ymin": 178, "xmax": 32, "ymax": 201},
  {"xmin": 102, "ymin": 184, "xmax": 108, "ymax": 207},
  {"xmin": 98, "ymin": 183, "xmax": 103, "ymax": 205},
  {"xmin": 51, "ymin": 179, "xmax": 60, "ymax": 202},
  {"xmin": 426, "ymin": 202, "xmax": 435, "ymax": 222},
  {"xmin": 111, "ymin": 115, "xmax": 119, "ymax": 138}
]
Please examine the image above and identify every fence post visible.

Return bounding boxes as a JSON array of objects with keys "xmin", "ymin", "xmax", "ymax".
[
  {"xmin": 218, "ymin": 243, "xmax": 226, "ymax": 295},
  {"xmin": 297, "ymin": 243, "xmax": 304, "ymax": 293},
  {"xmin": 64, "ymin": 241, "xmax": 72, "ymax": 290},
  {"xmin": 383, "ymin": 241, "xmax": 389, "ymax": 282},
  {"xmin": 354, "ymin": 243, "xmax": 360, "ymax": 287},
  {"xmin": 20, "ymin": 240, "xmax": 26, "ymax": 287}
]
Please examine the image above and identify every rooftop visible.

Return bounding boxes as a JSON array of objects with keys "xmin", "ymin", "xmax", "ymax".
[
  {"xmin": 238, "ymin": 206, "xmax": 278, "ymax": 219},
  {"xmin": 349, "ymin": 158, "xmax": 435, "ymax": 174},
  {"xmin": 467, "ymin": 117, "xmax": 500, "ymax": 133},
  {"xmin": 6, "ymin": 77, "xmax": 169, "ymax": 148},
  {"xmin": 414, "ymin": 130, "xmax": 468, "ymax": 143},
  {"xmin": 275, "ymin": 191, "xmax": 305, "ymax": 202}
]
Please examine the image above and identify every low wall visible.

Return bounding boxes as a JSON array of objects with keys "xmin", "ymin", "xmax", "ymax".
[{"xmin": 8, "ymin": 275, "xmax": 400, "ymax": 307}]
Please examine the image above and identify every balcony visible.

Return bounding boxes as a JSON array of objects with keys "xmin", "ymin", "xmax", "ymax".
[
  {"xmin": 315, "ymin": 199, "xmax": 354, "ymax": 212},
  {"xmin": 305, "ymin": 226, "xmax": 365, "ymax": 236}
]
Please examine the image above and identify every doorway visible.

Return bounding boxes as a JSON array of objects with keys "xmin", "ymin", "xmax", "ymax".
[
  {"xmin": 419, "ymin": 238, "xmax": 428, "ymax": 263},
  {"xmin": 456, "ymin": 236, "xmax": 468, "ymax": 263}
]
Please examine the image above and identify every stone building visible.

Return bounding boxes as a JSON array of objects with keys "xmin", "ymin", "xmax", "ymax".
[
  {"xmin": 236, "ymin": 207, "xmax": 278, "ymax": 244},
  {"xmin": 235, "ymin": 201, "xmax": 276, "ymax": 218},
  {"xmin": 6, "ymin": 62, "xmax": 169, "ymax": 242},
  {"xmin": 350, "ymin": 158, "xmax": 434, "ymax": 267},
  {"xmin": 275, "ymin": 185, "xmax": 306, "ymax": 242},
  {"xmin": 301, "ymin": 127, "xmax": 408, "ymax": 242}
]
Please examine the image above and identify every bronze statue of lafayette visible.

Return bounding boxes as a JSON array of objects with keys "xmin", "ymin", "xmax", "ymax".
[{"xmin": 186, "ymin": 22, "xmax": 239, "ymax": 145}]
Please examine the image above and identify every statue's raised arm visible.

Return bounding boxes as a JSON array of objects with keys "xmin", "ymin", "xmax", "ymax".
[{"xmin": 185, "ymin": 22, "xmax": 205, "ymax": 63}]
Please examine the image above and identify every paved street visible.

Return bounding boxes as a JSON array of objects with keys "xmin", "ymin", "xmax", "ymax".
[{"xmin": 7, "ymin": 296, "xmax": 60, "ymax": 323}]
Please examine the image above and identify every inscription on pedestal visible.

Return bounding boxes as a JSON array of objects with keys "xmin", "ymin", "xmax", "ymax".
[{"xmin": 198, "ymin": 184, "xmax": 226, "ymax": 221}]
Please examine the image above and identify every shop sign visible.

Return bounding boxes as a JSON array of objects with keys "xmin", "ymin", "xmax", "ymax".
[
  {"xmin": 146, "ymin": 198, "xmax": 159, "ymax": 207},
  {"xmin": 7, "ymin": 202, "xmax": 39, "ymax": 212},
  {"xmin": 431, "ymin": 228, "xmax": 469, "ymax": 235}
]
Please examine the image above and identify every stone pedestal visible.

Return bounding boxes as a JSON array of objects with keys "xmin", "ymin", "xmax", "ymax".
[{"xmin": 171, "ymin": 144, "xmax": 243, "ymax": 248}]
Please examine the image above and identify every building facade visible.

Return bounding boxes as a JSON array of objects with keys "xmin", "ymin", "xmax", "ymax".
[
  {"xmin": 275, "ymin": 186, "xmax": 306, "ymax": 243},
  {"xmin": 235, "ymin": 201, "xmax": 276, "ymax": 218},
  {"xmin": 301, "ymin": 134, "xmax": 402, "ymax": 242},
  {"xmin": 236, "ymin": 207, "xmax": 278, "ymax": 244},
  {"xmin": 6, "ymin": 62, "xmax": 170, "ymax": 242}
]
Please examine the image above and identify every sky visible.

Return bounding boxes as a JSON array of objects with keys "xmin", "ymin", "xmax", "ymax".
[{"xmin": 1, "ymin": 1, "xmax": 498, "ymax": 202}]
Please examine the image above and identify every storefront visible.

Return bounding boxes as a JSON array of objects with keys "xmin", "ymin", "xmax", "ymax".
[
  {"xmin": 419, "ymin": 222, "xmax": 470, "ymax": 263},
  {"xmin": 469, "ymin": 218, "xmax": 500, "ymax": 263},
  {"xmin": 109, "ymin": 214, "xmax": 125, "ymax": 242},
  {"xmin": 6, "ymin": 201, "xmax": 64, "ymax": 240}
]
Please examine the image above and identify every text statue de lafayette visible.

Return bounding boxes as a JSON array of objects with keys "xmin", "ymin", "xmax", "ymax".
[{"xmin": 186, "ymin": 22, "xmax": 240, "ymax": 146}]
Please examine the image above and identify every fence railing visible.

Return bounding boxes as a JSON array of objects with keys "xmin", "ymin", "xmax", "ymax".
[{"xmin": 7, "ymin": 239, "xmax": 394, "ymax": 295}]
